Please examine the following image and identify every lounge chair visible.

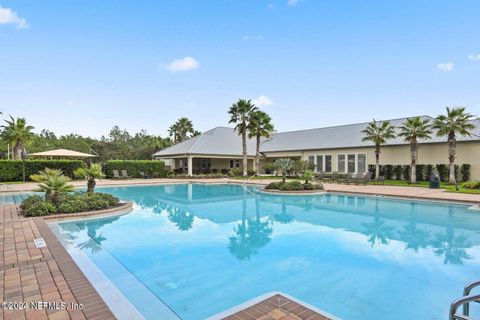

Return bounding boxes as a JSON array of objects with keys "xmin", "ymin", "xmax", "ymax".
[
  {"xmin": 324, "ymin": 171, "xmax": 339, "ymax": 183},
  {"xmin": 121, "ymin": 170, "xmax": 132, "ymax": 179},
  {"xmin": 315, "ymin": 171, "xmax": 326, "ymax": 182},
  {"xmin": 357, "ymin": 172, "xmax": 372, "ymax": 185},
  {"xmin": 112, "ymin": 170, "xmax": 122, "ymax": 179},
  {"xmin": 140, "ymin": 171, "xmax": 151, "ymax": 179},
  {"xmin": 340, "ymin": 173, "xmax": 354, "ymax": 184}
]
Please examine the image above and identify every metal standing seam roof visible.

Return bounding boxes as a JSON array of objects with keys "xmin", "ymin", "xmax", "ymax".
[
  {"xmin": 153, "ymin": 117, "xmax": 480, "ymax": 157},
  {"xmin": 153, "ymin": 126, "xmax": 258, "ymax": 157},
  {"xmin": 260, "ymin": 116, "xmax": 480, "ymax": 153}
]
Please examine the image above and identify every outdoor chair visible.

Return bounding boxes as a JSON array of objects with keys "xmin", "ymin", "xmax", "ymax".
[
  {"xmin": 357, "ymin": 172, "xmax": 372, "ymax": 185},
  {"xmin": 121, "ymin": 170, "xmax": 132, "ymax": 179},
  {"xmin": 324, "ymin": 171, "xmax": 338, "ymax": 183},
  {"xmin": 341, "ymin": 173, "xmax": 354, "ymax": 184},
  {"xmin": 112, "ymin": 170, "xmax": 122, "ymax": 179},
  {"xmin": 140, "ymin": 171, "xmax": 152, "ymax": 179},
  {"xmin": 315, "ymin": 171, "xmax": 326, "ymax": 182}
]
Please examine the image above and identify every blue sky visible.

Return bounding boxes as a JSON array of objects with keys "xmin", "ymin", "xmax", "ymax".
[{"xmin": 1, "ymin": 1, "xmax": 479, "ymax": 138}]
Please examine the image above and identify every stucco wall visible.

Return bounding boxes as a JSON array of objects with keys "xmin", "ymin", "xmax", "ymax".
[{"xmin": 263, "ymin": 141, "xmax": 480, "ymax": 180}]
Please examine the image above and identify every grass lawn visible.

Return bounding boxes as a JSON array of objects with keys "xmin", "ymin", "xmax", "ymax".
[
  {"xmin": 230, "ymin": 175, "xmax": 302, "ymax": 180},
  {"xmin": 369, "ymin": 180, "xmax": 480, "ymax": 195}
]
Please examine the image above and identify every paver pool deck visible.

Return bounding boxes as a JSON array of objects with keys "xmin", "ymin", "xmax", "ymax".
[{"xmin": 2, "ymin": 178, "xmax": 479, "ymax": 320}]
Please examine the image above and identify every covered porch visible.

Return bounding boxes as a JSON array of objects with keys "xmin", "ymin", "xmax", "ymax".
[{"xmin": 156, "ymin": 154, "xmax": 256, "ymax": 176}]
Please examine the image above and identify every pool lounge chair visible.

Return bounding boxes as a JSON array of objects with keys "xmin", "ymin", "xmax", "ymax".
[
  {"xmin": 315, "ymin": 171, "xmax": 326, "ymax": 182},
  {"xmin": 324, "ymin": 171, "xmax": 339, "ymax": 183},
  {"xmin": 112, "ymin": 170, "xmax": 122, "ymax": 179},
  {"xmin": 121, "ymin": 170, "xmax": 132, "ymax": 179},
  {"xmin": 356, "ymin": 172, "xmax": 373, "ymax": 185}
]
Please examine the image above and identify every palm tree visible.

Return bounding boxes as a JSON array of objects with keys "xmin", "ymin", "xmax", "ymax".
[
  {"xmin": 168, "ymin": 117, "xmax": 196, "ymax": 143},
  {"xmin": 273, "ymin": 158, "xmax": 294, "ymax": 183},
  {"xmin": 228, "ymin": 99, "xmax": 258, "ymax": 176},
  {"xmin": 74, "ymin": 163, "xmax": 105, "ymax": 194},
  {"xmin": 302, "ymin": 169, "xmax": 315, "ymax": 184},
  {"xmin": 0, "ymin": 116, "xmax": 35, "ymax": 159},
  {"xmin": 432, "ymin": 107, "xmax": 475, "ymax": 184},
  {"xmin": 361, "ymin": 120, "xmax": 396, "ymax": 179},
  {"xmin": 248, "ymin": 110, "xmax": 274, "ymax": 175},
  {"xmin": 398, "ymin": 117, "xmax": 432, "ymax": 183},
  {"xmin": 32, "ymin": 168, "xmax": 74, "ymax": 205}
]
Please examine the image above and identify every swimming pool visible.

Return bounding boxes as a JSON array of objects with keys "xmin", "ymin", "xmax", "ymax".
[{"xmin": 53, "ymin": 183, "xmax": 480, "ymax": 319}]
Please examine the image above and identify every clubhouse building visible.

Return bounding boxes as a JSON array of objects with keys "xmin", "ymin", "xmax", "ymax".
[{"xmin": 153, "ymin": 116, "xmax": 480, "ymax": 180}]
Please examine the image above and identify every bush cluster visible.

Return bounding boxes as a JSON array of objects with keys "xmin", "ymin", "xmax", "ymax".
[
  {"xmin": 20, "ymin": 192, "xmax": 120, "ymax": 217},
  {"xmin": 167, "ymin": 172, "xmax": 226, "ymax": 179},
  {"xmin": 227, "ymin": 168, "xmax": 256, "ymax": 177},
  {"xmin": 0, "ymin": 160, "xmax": 83, "ymax": 182},
  {"xmin": 265, "ymin": 181, "xmax": 323, "ymax": 191},
  {"xmin": 367, "ymin": 163, "xmax": 470, "ymax": 182},
  {"xmin": 104, "ymin": 160, "xmax": 165, "ymax": 178},
  {"xmin": 462, "ymin": 180, "xmax": 480, "ymax": 189}
]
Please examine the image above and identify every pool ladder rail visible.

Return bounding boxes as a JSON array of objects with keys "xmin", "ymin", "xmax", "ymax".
[{"xmin": 450, "ymin": 280, "xmax": 480, "ymax": 320}]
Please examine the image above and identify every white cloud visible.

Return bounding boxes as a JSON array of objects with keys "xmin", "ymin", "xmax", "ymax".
[
  {"xmin": 242, "ymin": 35, "xmax": 263, "ymax": 41},
  {"xmin": 164, "ymin": 57, "xmax": 199, "ymax": 72},
  {"xmin": 0, "ymin": 6, "xmax": 29, "ymax": 29},
  {"xmin": 287, "ymin": 0, "xmax": 300, "ymax": 6},
  {"xmin": 437, "ymin": 62, "xmax": 454, "ymax": 72},
  {"xmin": 468, "ymin": 53, "xmax": 480, "ymax": 61},
  {"xmin": 252, "ymin": 95, "xmax": 274, "ymax": 107}
]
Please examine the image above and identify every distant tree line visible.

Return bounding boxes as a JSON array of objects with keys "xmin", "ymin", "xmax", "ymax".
[{"xmin": 0, "ymin": 113, "xmax": 200, "ymax": 161}]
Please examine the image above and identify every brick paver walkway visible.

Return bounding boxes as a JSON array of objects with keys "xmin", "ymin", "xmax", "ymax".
[{"xmin": 0, "ymin": 204, "xmax": 115, "ymax": 320}]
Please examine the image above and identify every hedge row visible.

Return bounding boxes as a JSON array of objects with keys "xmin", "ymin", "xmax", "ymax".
[
  {"xmin": 104, "ymin": 160, "xmax": 165, "ymax": 178},
  {"xmin": 0, "ymin": 160, "xmax": 84, "ymax": 182},
  {"xmin": 368, "ymin": 164, "xmax": 471, "ymax": 182}
]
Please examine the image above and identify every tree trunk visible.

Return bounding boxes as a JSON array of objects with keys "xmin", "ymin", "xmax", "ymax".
[
  {"xmin": 375, "ymin": 145, "xmax": 380, "ymax": 180},
  {"xmin": 242, "ymin": 129, "xmax": 248, "ymax": 176},
  {"xmin": 410, "ymin": 138, "xmax": 417, "ymax": 184},
  {"xmin": 255, "ymin": 134, "xmax": 260, "ymax": 175},
  {"xmin": 87, "ymin": 178, "xmax": 96, "ymax": 194},
  {"xmin": 14, "ymin": 141, "xmax": 23, "ymax": 160},
  {"xmin": 448, "ymin": 133, "xmax": 456, "ymax": 184}
]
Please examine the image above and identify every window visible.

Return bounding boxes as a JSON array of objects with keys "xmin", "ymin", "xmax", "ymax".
[
  {"xmin": 308, "ymin": 156, "xmax": 315, "ymax": 166},
  {"xmin": 230, "ymin": 160, "xmax": 240, "ymax": 168},
  {"xmin": 347, "ymin": 154, "xmax": 356, "ymax": 173},
  {"xmin": 325, "ymin": 155, "xmax": 332, "ymax": 172},
  {"xmin": 338, "ymin": 155, "xmax": 345, "ymax": 173},
  {"xmin": 357, "ymin": 154, "xmax": 366, "ymax": 173},
  {"xmin": 316, "ymin": 155, "xmax": 323, "ymax": 172}
]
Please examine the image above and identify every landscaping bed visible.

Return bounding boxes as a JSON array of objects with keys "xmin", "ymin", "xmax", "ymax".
[
  {"xmin": 264, "ymin": 180, "xmax": 323, "ymax": 192},
  {"xmin": 20, "ymin": 192, "xmax": 120, "ymax": 217}
]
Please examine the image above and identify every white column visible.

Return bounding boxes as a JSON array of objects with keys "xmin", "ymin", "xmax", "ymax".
[{"xmin": 187, "ymin": 156, "xmax": 193, "ymax": 176}]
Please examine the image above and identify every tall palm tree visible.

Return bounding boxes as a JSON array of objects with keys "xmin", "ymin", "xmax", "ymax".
[
  {"xmin": 361, "ymin": 120, "xmax": 396, "ymax": 179},
  {"xmin": 168, "ymin": 117, "xmax": 195, "ymax": 143},
  {"xmin": 398, "ymin": 117, "xmax": 432, "ymax": 183},
  {"xmin": 228, "ymin": 99, "xmax": 258, "ymax": 176},
  {"xmin": 74, "ymin": 163, "xmax": 105, "ymax": 194},
  {"xmin": 432, "ymin": 107, "xmax": 475, "ymax": 184},
  {"xmin": 0, "ymin": 116, "xmax": 35, "ymax": 159},
  {"xmin": 248, "ymin": 110, "xmax": 274, "ymax": 175}
]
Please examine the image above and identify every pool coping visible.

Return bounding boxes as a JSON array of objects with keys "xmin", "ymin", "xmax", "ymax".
[
  {"xmin": 31, "ymin": 214, "xmax": 117, "ymax": 320},
  {"xmin": 42, "ymin": 201, "xmax": 134, "ymax": 222}
]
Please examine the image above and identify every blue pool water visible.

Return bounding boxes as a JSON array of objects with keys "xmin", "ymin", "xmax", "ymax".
[{"xmin": 56, "ymin": 184, "xmax": 480, "ymax": 319}]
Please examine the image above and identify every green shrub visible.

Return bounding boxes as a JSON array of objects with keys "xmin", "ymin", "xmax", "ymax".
[
  {"xmin": 265, "ymin": 181, "xmax": 323, "ymax": 191},
  {"xmin": 461, "ymin": 164, "xmax": 471, "ymax": 182},
  {"xmin": 104, "ymin": 160, "xmax": 165, "ymax": 178},
  {"xmin": 402, "ymin": 165, "xmax": 410, "ymax": 181},
  {"xmin": 462, "ymin": 180, "xmax": 480, "ymax": 189},
  {"xmin": 22, "ymin": 199, "xmax": 56, "ymax": 217},
  {"xmin": 415, "ymin": 164, "xmax": 425, "ymax": 181},
  {"xmin": 437, "ymin": 164, "xmax": 449, "ymax": 182},
  {"xmin": 384, "ymin": 165, "xmax": 394, "ymax": 180},
  {"xmin": 393, "ymin": 165, "xmax": 403, "ymax": 180},
  {"xmin": 20, "ymin": 192, "xmax": 119, "ymax": 216},
  {"xmin": 58, "ymin": 198, "xmax": 89, "ymax": 213},
  {"xmin": 0, "ymin": 160, "xmax": 83, "ymax": 182},
  {"xmin": 425, "ymin": 165, "xmax": 434, "ymax": 180},
  {"xmin": 228, "ymin": 168, "xmax": 255, "ymax": 177}
]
